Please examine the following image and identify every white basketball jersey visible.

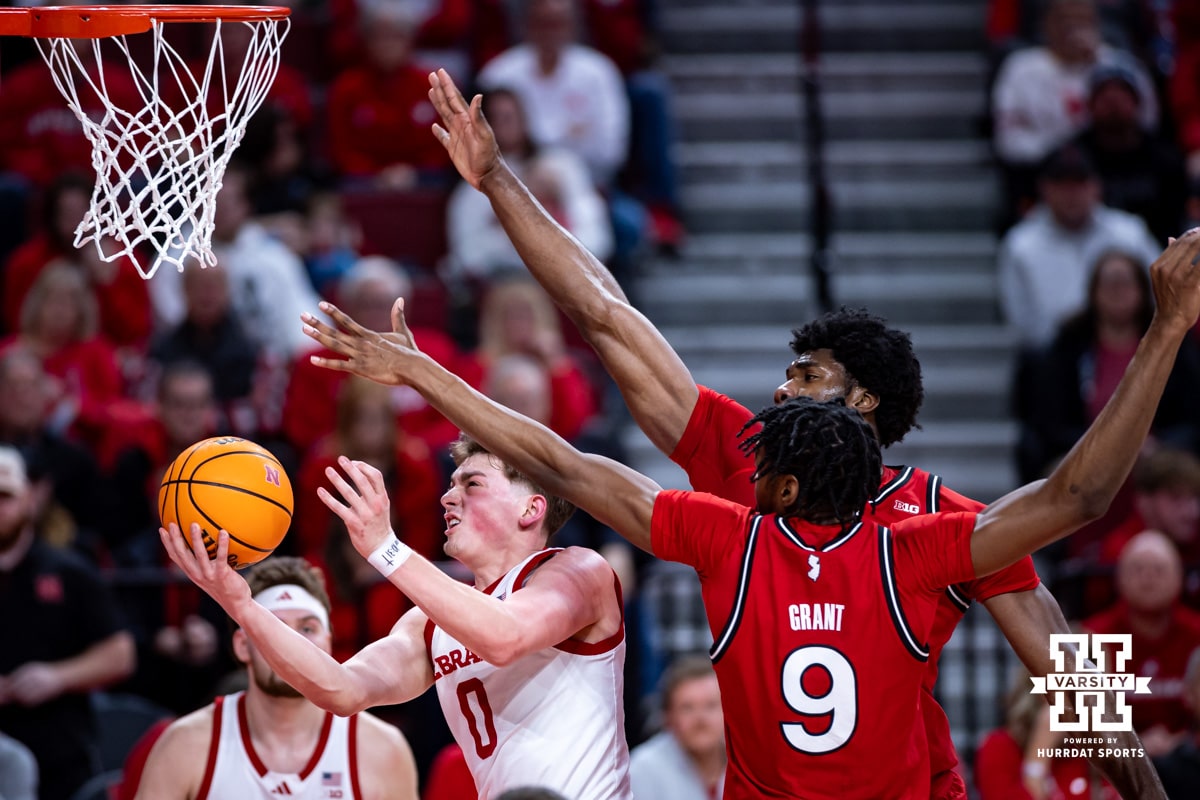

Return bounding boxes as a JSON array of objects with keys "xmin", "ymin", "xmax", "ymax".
[
  {"xmin": 427, "ymin": 549, "xmax": 632, "ymax": 800},
  {"xmin": 197, "ymin": 692, "xmax": 360, "ymax": 800}
]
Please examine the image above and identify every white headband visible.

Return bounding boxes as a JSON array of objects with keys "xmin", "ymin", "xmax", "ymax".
[{"xmin": 253, "ymin": 584, "xmax": 330, "ymax": 631}]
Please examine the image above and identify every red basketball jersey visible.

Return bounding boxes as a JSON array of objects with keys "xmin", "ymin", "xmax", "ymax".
[
  {"xmin": 670, "ymin": 386, "xmax": 1041, "ymax": 784},
  {"xmin": 652, "ymin": 491, "xmax": 979, "ymax": 798}
]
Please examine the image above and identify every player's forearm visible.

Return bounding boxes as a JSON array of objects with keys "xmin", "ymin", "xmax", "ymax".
[
  {"xmin": 387, "ymin": 555, "xmax": 529, "ymax": 666},
  {"xmin": 55, "ymin": 631, "xmax": 135, "ymax": 692},
  {"xmin": 479, "ymin": 163, "xmax": 628, "ymax": 310},
  {"xmin": 1086, "ymin": 725, "xmax": 1165, "ymax": 800},
  {"xmin": 230, "ymin": 598, "xmax": 371, "ymax": 715}
]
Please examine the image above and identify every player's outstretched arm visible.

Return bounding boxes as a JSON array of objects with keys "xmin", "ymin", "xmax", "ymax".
[
  {"xmin": 428, "ymin": 68, "xmax": 699, "ymax": 455},
  {"xmin": 159, "ymin": 524, "xmax": 433, "ymax": 715},
  {"xmin": 984, "ymin": 587, "xmax": 1166, "ymax": 799},
  {"xmin": 304, "ymin": 300, "xmax": 661, "ymax": 554},
  {"xmin": 971, "ymin": 230, "xmax": 1200, "ymax": 576}
]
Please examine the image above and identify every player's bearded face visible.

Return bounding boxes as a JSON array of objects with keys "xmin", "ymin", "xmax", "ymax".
[{"xmin": 252, "ymin": 661, "xmax": 304, "ymax": 698}]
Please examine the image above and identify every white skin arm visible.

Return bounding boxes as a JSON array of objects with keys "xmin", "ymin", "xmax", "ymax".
[
  {"xmin": 1, "ymin": 631, "xmax": 135, "ymax": 706},
  {"xmin": 158, "ymin": 524, "xmax": 433, "ymax": 716},
  {"xmin": 356, "ymin": 713, "xmax": 419, "ymax": 800},
  {"xmin": 320, "ymin": 459, "xmax": 620, "ymax": 667}
]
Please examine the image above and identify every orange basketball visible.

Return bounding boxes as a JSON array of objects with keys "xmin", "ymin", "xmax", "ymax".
[{"xmin": 158, "ymin": 437, "xmax": 293, "ymax": 569}]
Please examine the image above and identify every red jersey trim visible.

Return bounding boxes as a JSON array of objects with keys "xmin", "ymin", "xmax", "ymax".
[
  {"xmin": 349, "ymin": 713, "xmax": 362, "ymax": 800},
  {"xmin": 236, "ymin": 693, "xmax": 334, "ymax": 779},
  {"xmin": 508, "ymin": 547, "xmax": 564, "ymax": 595},
  {"xmin": 555, "ymin": 573, "xmax": 625, "ymax": 655},
  {"xmin": 237, "ymin": 694, "xmax": 270, "ymax": 776},
  {"xmin": 879, "ymin": 527, "xmax": 930, "ymax": 661},
  {"xmin": 195, "ymin": 695, "xmax": 224, "ymax": 800},
  {"xmin": 873, "ymin": 466, "xmax": 915, "ymax": 506},
  {"xmin": 298, "ymin": 712, "xmax": 334, "ymax": 780},
  {"xmin": 776, "ymin": 518, "xmax": 863, "ymax": 553},
  {"xmin": 710, "ymin": 515, "xmax": 764, "ymax": 663}
]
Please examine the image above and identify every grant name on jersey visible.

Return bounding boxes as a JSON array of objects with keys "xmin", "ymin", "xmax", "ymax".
[{"xmin": 787, "ymin": 603, "xmax": 845, "ymax": 631}]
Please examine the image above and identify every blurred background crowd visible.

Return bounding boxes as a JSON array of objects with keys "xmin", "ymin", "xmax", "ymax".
[{"xmin": 0, "ymin": 0, "xmax": 1199, "ymax": 798}]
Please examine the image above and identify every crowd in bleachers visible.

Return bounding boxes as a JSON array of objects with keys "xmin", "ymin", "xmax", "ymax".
[
  {"xmin": 986, "ymin": 1, "xmax": 1200, "ymax": 796},
  {"xmin": 0, "ymin": 0, "xmax": 686, "ymax": 797}
]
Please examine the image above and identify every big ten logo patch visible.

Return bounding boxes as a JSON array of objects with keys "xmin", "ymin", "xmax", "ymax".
[{"xmin": 1031, "ymin": 633, "xmax": 1152, "ymax": 732}]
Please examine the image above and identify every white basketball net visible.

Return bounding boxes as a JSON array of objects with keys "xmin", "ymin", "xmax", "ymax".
[{"xmin": 35, "ymin": 16, "xmax": 289, "ymax": 279}]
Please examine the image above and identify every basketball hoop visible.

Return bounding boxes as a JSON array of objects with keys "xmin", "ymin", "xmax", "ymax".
[{"xmin": 0, "ymin": 5, "xmax": 291, "ymax": 279}]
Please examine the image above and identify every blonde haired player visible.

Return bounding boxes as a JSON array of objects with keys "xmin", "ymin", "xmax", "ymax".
[
  {"xmin": 160, "ymin": 439, "xmax": 632, "ymax": 800},
  {"xmin": 134, "ymin": 557, "xmax": 417, "ymax": 800}
]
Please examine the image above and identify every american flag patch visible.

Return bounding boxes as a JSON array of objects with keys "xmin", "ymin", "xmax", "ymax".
[{"xmin": 321, "ymin": 772, "xmax": 342, "ymax": 787}]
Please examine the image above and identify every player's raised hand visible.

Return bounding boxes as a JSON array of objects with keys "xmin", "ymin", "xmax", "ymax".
[
  {"xmin": 302, "ymin": 299, "xmax": 423, "ymax": 386},
  {"xmin": 1148, "ymin": 227, "xmax": 1200, "ymax": 330},
  {"xmin": 428, "ymin": 67, "xmax": 502, "ymax": 190},
  {"xmin": 318, "ymin": 457, "xmax": 393, "ymax": 560},
  {"xmin": 159, "ymin": 522, "xmax": 252, "ymax": 616}
]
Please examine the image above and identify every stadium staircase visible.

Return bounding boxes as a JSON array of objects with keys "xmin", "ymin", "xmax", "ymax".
[{"xmin": 629, "ymin": 0, "xmax": 1021, "ymax": 774}]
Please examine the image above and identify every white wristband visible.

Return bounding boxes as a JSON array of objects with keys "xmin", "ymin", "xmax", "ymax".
[{"xmin": 367, "ymin": 531, "xmax": 412, "ymax": 577}]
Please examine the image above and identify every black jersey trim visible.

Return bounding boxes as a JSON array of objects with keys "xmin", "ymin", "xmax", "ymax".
[
  {"xmin": 776, "ymin": 518, "xmax": 862, "ymax": 553},
  {"xmin": 926, "ymin": 473, "xmax": 943, "ymax": 513},
  {"xmin": 873, "ymin": 466, "xmax": 915, "ymax": 506},
  {"xmin": 879, "ymin": 526, "xmax": 930, "ymax": 662},
  {"xmin": 945, "ymin": 584, "xmax": 972, "ymax": 614},
  {"xmin": 710, "ymin": 515, "xmax": 763, "ymax": 664}
]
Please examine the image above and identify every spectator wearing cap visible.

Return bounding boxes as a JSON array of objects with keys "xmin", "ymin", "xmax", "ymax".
[
  {"xmin": 991, "ymin": 0, "xmax": 1158, "ymax": 217},
  {"xmin": 998, "ymin": 142, "xmax": 1159, "ymax": 348},
  {"xmin": 1072, "ymin": 63, "xmax": 1187, "ymax": 243}
]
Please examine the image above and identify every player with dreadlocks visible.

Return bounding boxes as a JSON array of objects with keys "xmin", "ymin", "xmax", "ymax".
[
  {"xmin": 419, "ymin": 66, "xmax": 1171, "ymax": 799},
  {"xmin": 298, "ymin": 223, "xmax": 1200, "ymax": 797}
]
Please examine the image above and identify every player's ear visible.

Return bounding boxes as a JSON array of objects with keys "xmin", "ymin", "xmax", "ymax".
[
  {"xmin": 231, "ymin": 628, "xmax": 251, "ymax": 665},
  {"xmin": 846, "ymin": 384, "xmax": 879, "ymax": 417},
  {"xmin": 777, "ymin": 474, "xmax": 800, "ymax": 509},
  {"xmin": 518, "ymin": 494, "xmax": 548, "ymax": 531}
]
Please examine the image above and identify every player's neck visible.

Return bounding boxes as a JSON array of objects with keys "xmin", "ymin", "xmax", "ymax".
[{"xmin": 244, "ymin": 687, "xmax": 328, "ymax": 751}]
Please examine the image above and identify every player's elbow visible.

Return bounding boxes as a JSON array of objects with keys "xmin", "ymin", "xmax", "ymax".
[{"xmin": 319, "ymin": 686, "xmax": 371, "ymax": 718}]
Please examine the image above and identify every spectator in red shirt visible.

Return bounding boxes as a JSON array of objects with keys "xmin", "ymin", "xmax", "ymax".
[
  {"xmin": 4, "ymin": 264, "xmax": 123, "ymax": 454},
  {"xmin": 423, "ymin": 742, "xmax": 476, "ymax": 800},
  {"xmin": 1152, "ymin": 648, "xmax": 1200, "ymax": 796},
  {"xmin": 282, "ymin": 256, "xmax": 462, "ymax": 457},
  {"xmin": 326, "ymin": 2, "xmax": 452, "ymax": 187},
  {"xmin": 1085, "ymin": 530, "xmax": 1200, "ymax": 756},
  {"xmin": 3, "ymin": 173, "xmax": 151, "ymax": 348}
]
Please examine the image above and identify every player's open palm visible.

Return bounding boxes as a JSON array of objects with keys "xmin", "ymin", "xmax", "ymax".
[
  {"xmin": 318, "ymin": 457, "xmax": 393, "ymax": 560},
  {"xmin": 159, "ymin": 522, "xmax": 252, "ymax": 616},
  {"xmin": 303, "ymin": 299, "xmax": 422, "ymax": 386},
  {"xmin": 428, "ymin": 68, "xmax": 501, "ymax": 190},
  {"xmin": 1150, "ymin": 228, "xmax": 1200, "ymax": 328}
]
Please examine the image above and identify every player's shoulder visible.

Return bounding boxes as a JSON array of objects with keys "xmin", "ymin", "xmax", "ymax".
[
  {"xmin": 355, "ymin": 710, "xmax": 412, "ymax": 755},
  {"xmin": 535, "ymin": 546, "xmax": 614, "ymax": 582},
  {"xmin": 145, "ymin": 703, "xmax": 216, "ymax": 767}
]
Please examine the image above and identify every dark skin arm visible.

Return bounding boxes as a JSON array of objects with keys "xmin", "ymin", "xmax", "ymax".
[
  {"xmin": 304, "ymin": 301, "xmax": 661, "ymax": 554},
  {"xmin": 985, "ymin": 586, "xmax": 1163, "ymax": 799},
  {"xmin": 968, "ymin": 230, "xmax": 1200, "ymax": 575},
  {"xmin": 427, "ymin": 68, "xmax": 699, "ymax": 456}
]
